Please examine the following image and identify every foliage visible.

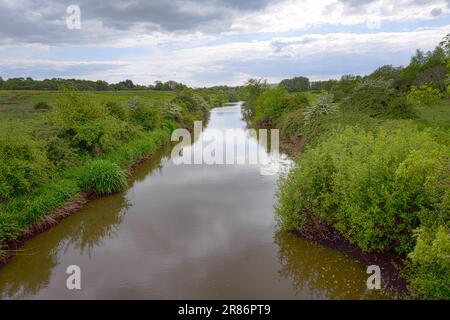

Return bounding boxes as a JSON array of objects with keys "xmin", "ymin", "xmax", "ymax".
[
  {"xmin": 253, "ymin": 87, "xmax": 310, "ymax": 124},
  {"xmin": 132, "ymin": 103, "xmax": 161, "ymax": 131},
  {"xmin": 79, "ymin": 160, "xmax": 127, "ymax": 195},
  {"xmin": 344, "ymin": 79, "xmax": 416, "ymax": 119},
  {"xmin": 52, "ymin": 93, "xmax": 130, "ymax": 155},
  {"xmin": 105, "ymin": 101, "xmax": 130, "ymax": 121},
  {"xmin": 407, "ymin": 83, "xmax": 443, "ymax": 107},
  {"xmin": 0, "ymin": 134, "xmax": 48, "ymax": 201},
  {"xmin": 276, "ymin": 125, "xmax": 449, "ymax": 255},
  {"xmin": 303, "ymin": 92, "xmax": 336, "ymax": 124},
  {"xmin": 407, "ymin": 226, "xmax": 450, "ymax": 299},
  {"xmin": 279, "ymin": 76, "xmax": 310, "ymax": 92}
]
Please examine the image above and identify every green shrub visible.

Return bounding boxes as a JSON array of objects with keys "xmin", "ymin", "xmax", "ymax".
[
  {"xmin": 53, "ymin": 93, "xmax": 130, "ymax": 154},
  {"xmin": 133, "ymin": 104, "xmax": 161, "ymax": 130},
  {"xmin": 344, "ymin": 79, "xmax": 416, "ymax": 119},
  {"xmin": 276, "ymin": 125, "xmax": 449, "ymax": 254},
  {"xmin": 407, "ymin": 83, "xmax": 443, "ymax": 106},
  {"xmin": 407, "ymin": 226, "xmax": 450, "ymax": 299},
  {"xmin": 105, "ymin": 101, "xmax": 130, "ymax": 121},
  {"xmin": 0, "ymin": 135, "xmax": 48, "ymax": 201},
  {"xmin": 303, "ymin": 92, "xmax": 336, "ymax": 124},
  {"xmin": 45, "ymin": 136, "xmax": 79, "ymax": 169},
  {"xmin": 277, "ymin": 109, "xmax": 306, "ymax": 139},
  {"xmin": 79, "ymin": 160, "xmax": 127, "ymax": 195},
  {"xmin": 33, "ymin": 101, "xmax": 52, "ymax": 110}
]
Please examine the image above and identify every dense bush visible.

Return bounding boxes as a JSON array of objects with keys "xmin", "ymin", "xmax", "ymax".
[
  {"xmin": 79, "ymin": 160, "xmax": 127, "ymax": 195},
  {"xmin": 53, "ymin": 93, "xmax": 130, "ymax": 155},
  {"xmin": 407, "ymin": 226, "xmax": 450, "ymax": 299},
  {"xmin": 132, "ymin": 104, "xmax": 161, "ymax": 131},
  {"xmin": 45, "ymin": 136, "xmax": 79, "ymax": 169},
  {"xmin": 254, "ymin": 88, "xmax": 310, "ymax": 124},
  {"xmin": 276, "ymin": 125, "xmax": 449, "ymax": 254},
  {"xmin": 33, "ymin": 101, "xmax": 52, "ymax": 110},
  {"xmin": 303, "ymin": 92, "xmax": 336, "ymax": 124},
  {"xmin": 0, "ymin": 135, "xmax": 48, "ymax": 201},
  {"xmin": 279, "ymin": 76, "xmax": 310, "ymax": 92},
  {"xmin": 105, "ymin": 101, "xmax": 130, "ymax": 121},
  {"xmin": 407, "ymin": 83, "xmax": 443, "ymax": 106},
  {"xmin": 344, "ymin": 79, "xmax": 416, "ymax": 119}
]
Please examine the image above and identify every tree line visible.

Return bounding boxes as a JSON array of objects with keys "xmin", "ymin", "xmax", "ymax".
[{"xmin": 0, "ymin": 77, "xmax": 188, "ymax": 91}]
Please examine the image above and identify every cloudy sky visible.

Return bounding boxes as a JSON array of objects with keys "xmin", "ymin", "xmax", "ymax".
[{"xmin": 0, "ymin": 0, "xmax": 449, "ymax": 86}]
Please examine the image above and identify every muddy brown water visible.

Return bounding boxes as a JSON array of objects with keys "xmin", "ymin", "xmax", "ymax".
[{"xmin": 0, "ymin": 103, "xmax": 394, "ymax": 299}]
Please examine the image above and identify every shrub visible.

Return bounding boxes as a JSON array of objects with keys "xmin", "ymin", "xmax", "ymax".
[
  {"xmin": 407, "ymin": 83, "xmax": 443, "ymax": 106},
  {"xmin": 33, "ymin": 101, "xmax": 52, "ymax": 110},
  {"xmin": 45, "ymin": 136, "xmax": 79, "ymax": 169},
  {"xmin": 133, "ymin": 104, "xmax": 161, "ymax": 130},
  {"xmin": 53, "ymin": 93, "xmax": 130, "ymax": 154},
  {"xmin": 303, "ymin": 92, "xmax": 336, "ymax": 124},
  {"xmin": 79, "ymin": 160, "xmax": 127, "ymax": 195},
  {"xmin": 277, "ymin": 109, "xmax": 306, "ymax": 139},
  {"xmin": 105, "ymin": 101, "xmax": 130, "ymax": 121},
  {"xmin": 276, "ymin": 125, "xmax": 449, "ymax": 254},
  {"xmin": 344, "ymin": 79, "xmax": 416, "ymax": 119},
  {"xmin": 0, "ymin": 135, "xmax": 48, "ymax": 201},
  {"xmin": 172, "ymin": 89, "xmax": 209, "ymax": 117},
  {"xmin": 407, "ymin": 226, "xmax": 450, "ymax": 299}
]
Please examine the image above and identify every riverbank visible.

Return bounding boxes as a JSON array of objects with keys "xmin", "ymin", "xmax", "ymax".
[
  {"xmin": 0, "ymin": 89, "xmax": 228, "ymax": 262},
  {"xmin": 241, "ymin": 49, "xmax": 449, "ymax": 299}
]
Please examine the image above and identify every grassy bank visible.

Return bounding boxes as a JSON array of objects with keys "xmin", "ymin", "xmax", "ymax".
[
  {"xmin": 0, "ymin": 88, "xmax": 222, "ymax": 260},
  {"xmin": 243, "ymin": 39, "xmax": 450, "ymax": 299}
]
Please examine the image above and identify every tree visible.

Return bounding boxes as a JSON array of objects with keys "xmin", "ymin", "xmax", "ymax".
[
  {"xmin": 0, "ymin": 76, "xmax": 3, "ymax": 89},
  {"xmin": 279, "ymin": 76, "xmax": 310, "ymax": 92}
]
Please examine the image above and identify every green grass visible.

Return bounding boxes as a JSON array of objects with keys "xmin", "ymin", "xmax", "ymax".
[{"xmin": 415, "ymin": 99, "xmax": 450, "ymax": 127}]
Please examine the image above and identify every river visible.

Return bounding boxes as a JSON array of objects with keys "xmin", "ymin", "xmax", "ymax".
[{"xmin": 0, "ymin": 103, "xmax": 393, "ymax": 299}]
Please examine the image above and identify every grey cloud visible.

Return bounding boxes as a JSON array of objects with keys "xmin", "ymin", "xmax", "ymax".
[
  {"xmin": 431, "ymin": 7, "xmax": 443, "ymax": 16},
  {"xmin": 0, "ymin": 0, "xmax": 271, "ymax": 45}
]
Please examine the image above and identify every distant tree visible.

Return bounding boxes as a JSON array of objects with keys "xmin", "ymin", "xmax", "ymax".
[
  {"xmin": 95, "ymin": 80, "xmax": 110, "ymax": 91},
  {"xmin": 0, "ymin": 76, "xmax": 3, "ymax": 89},
  {"xmin": 367, "ymin": 65, "xmax": 404, "ymax": 88},
  {"xmin": 279, "ymin": 76, "xmax": 310, "ymax": 92}
]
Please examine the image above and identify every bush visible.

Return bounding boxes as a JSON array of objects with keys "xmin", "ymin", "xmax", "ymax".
[
  {"xmin": 407, "ymin": 83, "xmax": 443, "ymax": 106},
  {"xmin": 53, "ymin": 93, "xmax": 130, "ymax": 154},
  {"xmin": 0, "ymin": 135, "xmax": 48, "ymax": 201},
  {"xmin": 105, "ymin": 101, "xmax": 130, "ymax": 121},
  {"xmin": 45, "ymin": 136, "xmax": 79, "ymax": 169},
  {"xmin": 133, "ymin": 104, "xmax": 161, "ymax": 130},
  {"xmin": 407, "ymin": 226, "xmax": 450, "ymax": 299},
  {"xmin": 79, "ymin": 160, "xmax": 127, "ymax": 195},
  {"xmin": 344, "ymin": 79, "xmax": 416, "ymax": 119},
  {"xmin": 303, "ymin": 92, "xmax": 336, "ymax": 124},
  {"xmin": 276, "ymin": 125, "xmax": 449, "ymax": 254},
  {"xmin": 33, "ymin": 101, "xmax": 52, "ymax": 110}
]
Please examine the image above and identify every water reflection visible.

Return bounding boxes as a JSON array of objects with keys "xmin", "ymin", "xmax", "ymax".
[
  {"xmin": 0, "ymin": 194, "xmax": 129, "ymax": 299},
  {"xmin": 274, "ymin": 231, "xmax": 392, "ymax": 299}
]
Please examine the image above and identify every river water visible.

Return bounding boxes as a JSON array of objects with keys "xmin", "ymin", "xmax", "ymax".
[{"xmin": 0, "ymin": 103, "xmax": 393, "ymax": 299}]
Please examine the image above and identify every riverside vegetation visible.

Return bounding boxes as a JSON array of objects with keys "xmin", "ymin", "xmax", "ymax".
[
  {"xmin": 0, "ymin": 86, "xmax": 236, "ymax": 261},
  {"xmin": 243, "ymin": 35, "xmax": 450, "ymax": 299}
]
